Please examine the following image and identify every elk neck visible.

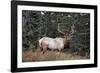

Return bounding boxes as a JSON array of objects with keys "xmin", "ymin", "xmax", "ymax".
[{"xmin": 63, "ymin": 36, "xmax": 68, "ymax": 45}]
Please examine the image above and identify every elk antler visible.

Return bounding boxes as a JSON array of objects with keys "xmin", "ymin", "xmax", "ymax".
[{"xmin": 57, "ymin": 23, "xmax": 65, "ymax": 34}]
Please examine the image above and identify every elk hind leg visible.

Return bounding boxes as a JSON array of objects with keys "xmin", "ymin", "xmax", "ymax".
[{"xmin": 42, "ymin": 45, "xmax": 48, "ymax": 54}]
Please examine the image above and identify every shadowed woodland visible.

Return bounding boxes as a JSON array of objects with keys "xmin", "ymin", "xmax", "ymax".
[{"xmin": 22, "ymin": 10, "xmax": 90, "ymax": 62}]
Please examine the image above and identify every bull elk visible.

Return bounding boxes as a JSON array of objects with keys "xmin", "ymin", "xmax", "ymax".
[
  {"xmin": 38, "ymin": 34, "xmax": 71, "ymax": 54},
  {"xmin": 38, "ymin": 23, "xmax": 71, "ymax": 54}
]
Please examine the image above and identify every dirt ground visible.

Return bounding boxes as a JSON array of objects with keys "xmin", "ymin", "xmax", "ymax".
[{"xmin": 22, "ymin": 49, "xmax": 88, "ymax": 62}]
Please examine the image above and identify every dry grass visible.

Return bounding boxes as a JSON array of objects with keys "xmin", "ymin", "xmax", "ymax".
[{"xmin": 22, "ymin": 49, "xmax": 88, "ymax": 62}]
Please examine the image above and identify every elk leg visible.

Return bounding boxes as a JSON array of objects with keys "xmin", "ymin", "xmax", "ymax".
[
  {"xmin": 42, "ymin": 45, "xmax": 48, "ymax": 54},
  {"xmin": 57, "ymin": 48, "xmax": 61, "ymax": 57}
]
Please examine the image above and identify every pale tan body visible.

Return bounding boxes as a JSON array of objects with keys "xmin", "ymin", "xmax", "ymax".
[{"xmin": 39, "ymin": 36, "xmax": 70, "ymax": 53}]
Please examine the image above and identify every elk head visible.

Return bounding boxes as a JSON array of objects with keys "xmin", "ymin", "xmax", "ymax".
[
  {"xmin": 63, "ymin": 33, "xmax": 71, "ymax": 46},
  {"xmin": 57, "ymin": 24, "xmax": 71, "ymax": 48}
]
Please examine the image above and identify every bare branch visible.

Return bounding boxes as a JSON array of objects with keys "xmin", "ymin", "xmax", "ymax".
[{"xmin": 33, "ymin": 26, "xmax": 43, "ymax": 33}]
